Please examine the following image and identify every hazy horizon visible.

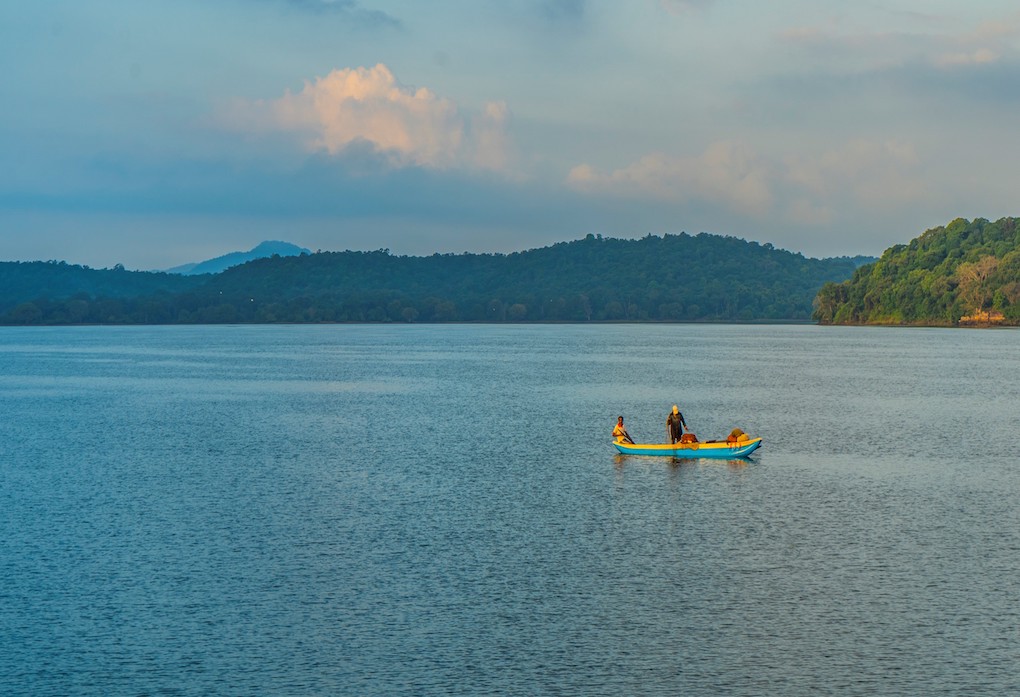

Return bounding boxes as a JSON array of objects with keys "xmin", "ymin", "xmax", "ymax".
[{"xmin": 2, "ymin": 231, "xmax": 879, "ymax": 273}]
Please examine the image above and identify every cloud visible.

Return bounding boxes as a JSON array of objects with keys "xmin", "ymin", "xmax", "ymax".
[
  {"xmin": 766, "ymin": 13, "xmax": 1020, "ymax": 118},
  {"xmin": 471, "ymin": 102, "xmax": 511, "ymax": 171},
  {"xmin": 784, "ymin": 139, "xmax": 922, "ymax": 203},
  {"xmin": 659, "ymin": 0, "xmax": 715, "ymax": 15},
  {"xmin": 567, "ymin": 141, "xmax": 773, "ymax": 216},
  {"xmin": 223, "ymin": 64, "xmax": 510, "ymax": 172},
  {"xmin": 567, "ymin": 138, "xmax": 926, "ymax": 226},
  {"xmin": 929, "ymin": 15, "xmax": 1020, "ymax": 68},
  {"xmin": 965, "ymin": 13, "xmax": 1020, "ymax": 42},
  {"xmin": 934, "ymin": 48, "xmax": 997, "ymax": 67},
  {"xmin": 777, "ymin": 12, "xmax": 1020, "ymax": 73},
  {"xmin": 276, "ymin": 0, "xmax": 401, "ymax": 27},
  {"xmin": 775, "ymin": 24, "xmax": 925, "ymax": 67},
  {"xmin": 786, "ymin": 199, "xmax": 833, "ymax": 226},
  {"xmin": 539, "ymin": 0, "xmax": 586, "ymax": 22},
  {"xmin": 930, "ymin": 15, "xmax": 1020, "ymax": 68}
]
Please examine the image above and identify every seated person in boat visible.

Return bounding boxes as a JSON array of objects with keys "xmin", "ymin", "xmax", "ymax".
[{"xmin": 613, "ymin": 416, "xmax": 634, "ymax": 444}]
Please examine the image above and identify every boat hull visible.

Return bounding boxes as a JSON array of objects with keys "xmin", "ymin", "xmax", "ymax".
[{"xmin": 613, "ymin": 437, "xmax": 762, "ymax": 459}]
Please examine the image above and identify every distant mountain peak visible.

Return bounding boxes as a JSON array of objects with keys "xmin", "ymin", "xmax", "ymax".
[
  {"xmin": 166, "ymin": 241, "xmax": 311, "ymax": 275},
  {"xmin": 249, "ymin": 241, "xmax": 308, "ymax": 256}
]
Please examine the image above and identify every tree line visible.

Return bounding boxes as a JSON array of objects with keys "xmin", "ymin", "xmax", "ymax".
[
  {"xmin": 813, "ymin": 217, "xmax": 1020, "ymax": 326},
  {"xmin": 1, "ymin": 233, "xmax": 867, "ymax": 325}
]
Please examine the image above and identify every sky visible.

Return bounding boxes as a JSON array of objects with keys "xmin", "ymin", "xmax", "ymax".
[{"xmin": 3, "ymin": 0, "xmax": 1020, "ymax": 270}]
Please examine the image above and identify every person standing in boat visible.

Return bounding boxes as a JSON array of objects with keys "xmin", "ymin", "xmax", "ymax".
[
  {"xmin": 666, "ymin": 404, "xmax": 687, "ymax": 444},
  {"xmin": 613, "ymin": 416, "xmax": 634, "ymax": 444}
]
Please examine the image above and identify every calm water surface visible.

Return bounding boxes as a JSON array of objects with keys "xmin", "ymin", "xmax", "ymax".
[{"xmin": 1, "ymin": 324, "xmax": 1019, "ymax": 695}]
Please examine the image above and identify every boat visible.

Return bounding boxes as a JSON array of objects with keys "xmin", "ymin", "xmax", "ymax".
[{"xmin": 613, "ymin": 436, "xmax": 762, "ymax": 459}]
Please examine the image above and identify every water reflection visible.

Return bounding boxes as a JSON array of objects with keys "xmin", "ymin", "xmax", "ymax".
[{"xmin": 612, "ymin": 453, "xmax": 755, "ymax": 469}]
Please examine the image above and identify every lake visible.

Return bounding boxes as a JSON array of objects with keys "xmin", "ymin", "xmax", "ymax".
[{"xmin": 1, "ymin": 324, "xmax": 1018, "ymax": 695}]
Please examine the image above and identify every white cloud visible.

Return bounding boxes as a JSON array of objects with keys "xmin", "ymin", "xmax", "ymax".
[
  {"xmin": 567, "ymin": 141, "xmax": 773, "ymax": 216},
  {"xmin": 223, "ymin": 64, "xmax": 510, "ymax": 171}
]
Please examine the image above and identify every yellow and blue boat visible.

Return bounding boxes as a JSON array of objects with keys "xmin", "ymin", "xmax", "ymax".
[{"xmin": 613, "ymin": 437, "xmax": 762, "ymax": 459}]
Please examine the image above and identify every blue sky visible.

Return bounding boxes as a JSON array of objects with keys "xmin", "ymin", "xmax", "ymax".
[{"xmin": 3, "ymin": 0, "xmax": 1019, "ymax": 269}]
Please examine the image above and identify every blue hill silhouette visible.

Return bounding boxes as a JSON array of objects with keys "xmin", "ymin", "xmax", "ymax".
[{"xmin": 167, "ymin": 241, "xmax": 310, "ymax": 275}]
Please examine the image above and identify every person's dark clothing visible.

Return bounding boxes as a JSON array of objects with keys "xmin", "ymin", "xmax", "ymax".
[{"xmin": 667, "ymin": 411, "xmax": 687, "ymax": 444}]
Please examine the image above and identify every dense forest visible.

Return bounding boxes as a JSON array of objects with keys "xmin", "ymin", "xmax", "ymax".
[
  {"xmin": 813, "ymin": 217, "xmax": 1020, "ymax": 326},
  {"xmin": 0, "ymin": 261, "xmax": 203, "ymax": 323},
  {"xmin": 1, "ymin": 233, "xmax": 868, "ymax": 324}
]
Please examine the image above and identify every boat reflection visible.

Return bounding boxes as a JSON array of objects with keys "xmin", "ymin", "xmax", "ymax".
[{"xmin": 613, "ymin": 452, "xmax": 754, "ymax": 469}]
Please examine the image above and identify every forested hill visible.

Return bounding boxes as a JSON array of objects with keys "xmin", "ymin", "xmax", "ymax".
[
  {"xmin": 813, "ymin": 217, "xmax": 1020, "ymax": 326},
  {"xmin": 0, "ymin": 261, "xmax": 203, "ymax": 321},
  {"xmin": 2, "ymin": 233, "xmax": 864, "ymax": 324},
  {"xmin": 203, "ymin": 233, "xmax": 863, "ymax": 322}
]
